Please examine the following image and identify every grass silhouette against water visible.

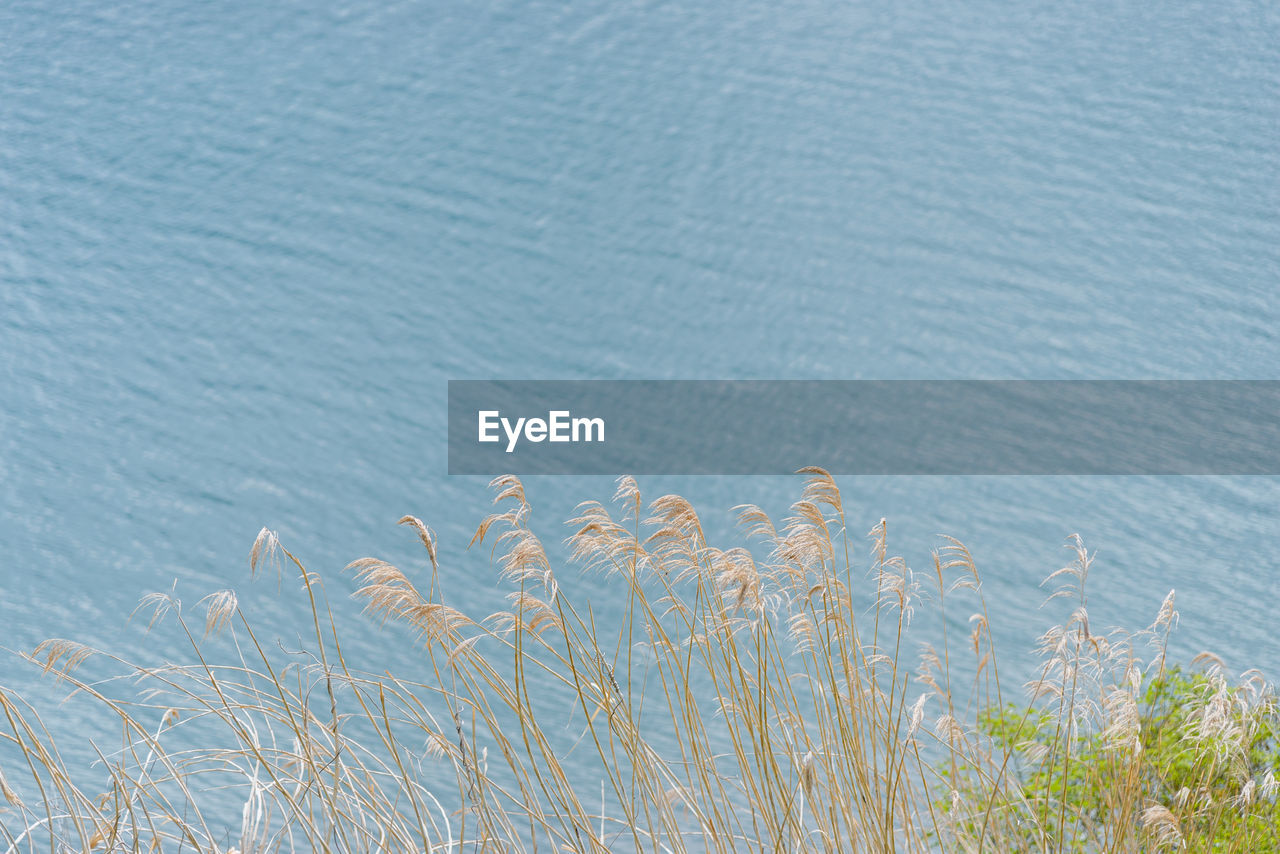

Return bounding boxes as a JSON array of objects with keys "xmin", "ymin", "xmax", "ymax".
[{"xmin": 2, "ymin": 470, "xmax": 1276, "ymax": 851}]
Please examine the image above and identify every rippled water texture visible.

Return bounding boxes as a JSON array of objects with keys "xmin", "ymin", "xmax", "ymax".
[{"xmin": 2, "ymin": 0, "xmax": 1278, "ymax": 774}]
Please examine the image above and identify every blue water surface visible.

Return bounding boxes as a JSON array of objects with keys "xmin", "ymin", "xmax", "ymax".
[{"xmin": 2, "ymin": 0, "xmax": 1279, "ymax": 814}]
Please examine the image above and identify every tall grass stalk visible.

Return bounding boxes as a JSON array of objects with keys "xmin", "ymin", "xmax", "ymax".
[{"xmin": 1, "ymin": 471, "xmax": 1275, "ymax": 851}]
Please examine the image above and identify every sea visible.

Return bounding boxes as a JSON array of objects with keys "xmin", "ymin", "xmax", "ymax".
[{"xmin": 2, "ymin": 0, "xmax": 1278, "ymax": 832}]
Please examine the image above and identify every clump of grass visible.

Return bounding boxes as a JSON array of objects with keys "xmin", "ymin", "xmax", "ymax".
[{"xmin": 0, "ymin": 471, "xmax": 1275, "ymax": 852}]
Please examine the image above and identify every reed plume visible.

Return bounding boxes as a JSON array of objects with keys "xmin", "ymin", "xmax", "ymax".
[{"xmin": 1, "ymin": 471, "xmax": 1275, "ymax": 852}]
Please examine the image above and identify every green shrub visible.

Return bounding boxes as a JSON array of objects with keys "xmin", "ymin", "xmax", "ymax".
[{"xmin": 946, "ymin": 656, "xmax": 1280, "ymax": 851}]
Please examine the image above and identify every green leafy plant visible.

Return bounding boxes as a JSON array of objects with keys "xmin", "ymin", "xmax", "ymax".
[{"xmin": 946, "ymin": 635, "xmax": 1279, "ymax": 851}]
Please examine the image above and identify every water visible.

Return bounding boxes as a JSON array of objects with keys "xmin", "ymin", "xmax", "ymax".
[{"xmin": 2, "ymin": 0, "xmax": 1279, "ymax": 821}]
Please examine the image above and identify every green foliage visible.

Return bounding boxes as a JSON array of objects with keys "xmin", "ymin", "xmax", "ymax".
[{"xmin": 953, "ymin": 668, "xmax": 1280, "ymax": 852}]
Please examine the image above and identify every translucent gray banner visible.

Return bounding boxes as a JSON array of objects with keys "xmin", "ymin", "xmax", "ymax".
[{"xmin": 447, "ymin": 381, "xmax": 1280, "ymax": 475}]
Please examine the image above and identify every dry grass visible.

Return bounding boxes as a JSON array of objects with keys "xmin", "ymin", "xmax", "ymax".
[{"xmin": 0, "ymin": 470, "xmax": 1275, "ymax": 852}]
